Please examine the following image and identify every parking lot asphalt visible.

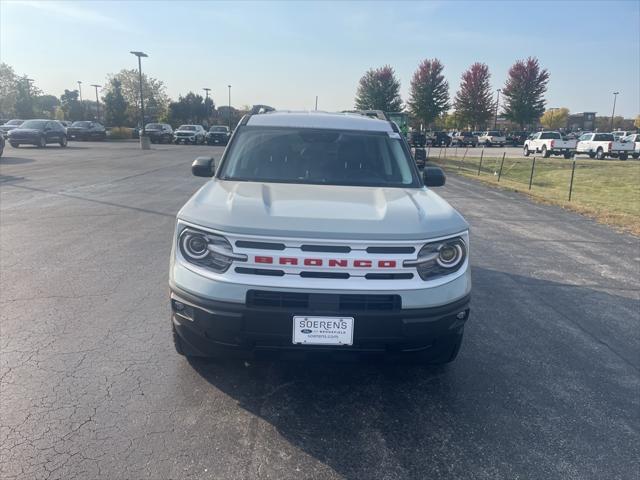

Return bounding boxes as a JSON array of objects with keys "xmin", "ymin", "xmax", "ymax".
[{"xmin": 1, "ymin": 141, "xmax": 638, "ymax": 479}]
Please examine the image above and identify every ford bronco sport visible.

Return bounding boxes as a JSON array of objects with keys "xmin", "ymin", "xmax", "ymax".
[{"xmin": 170, "ymin": 111, "xmax": 471, "ymax": 363}]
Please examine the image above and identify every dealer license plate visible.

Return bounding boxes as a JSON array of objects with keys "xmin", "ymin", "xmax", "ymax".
[{"xmin": 292, "ymin": 316, "xmax": 354, "ymax": 346}]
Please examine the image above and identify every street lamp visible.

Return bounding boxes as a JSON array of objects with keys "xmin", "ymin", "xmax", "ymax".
[
  {"xmin": 77, "ymin": 80, "xmax": 83, "ymax": 119},
  {"xmin": 130, "ymin": 51, "xmax": 148, "ymax": 145},
  {"xmin": 494, "ymin": 88, "xmax": 501, "ymax": 129},
  {"xmin": 90, "ymin": 84, "xmax": 101, "ymax": 122},
  {"xmin": 203, "ymin": 88, "xmax": 211, "ymax": 124},
  {"xmin": 228, "ymin": 85, "xmax": 231, "ymax": 130},
  {"xmin": 610, "ymin": 91, "xmax": 619, "ymax": 131}
]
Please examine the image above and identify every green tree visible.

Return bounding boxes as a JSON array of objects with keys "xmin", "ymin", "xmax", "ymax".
[
  {"xmin": 453, "ymin": 63, "xmax": 493, "ymax": 129},
  {"xmin": 14, "ymin": 77, "xmax": 37, "ymax": 118},
  {"xmin": 354, "ymin": 65, "xmax": 403, "ymax": 112},
  {"xmin": 103, "ymin": 79, "xmax": 128, "ymax": 126},
  {"xmin": 635, "ymin": 115, "xmax": 640, "ymax": 129},
  {"xmin": 595, "ymin": 115, "xmax": 624, "ymax": 131},
  {"xmin": 501, "ymin": 57, "xmax": 549, "ymax": 128},
  {"xmin": 408, "ymin": 58, "xmax": 450, "ymax": 128},
  {"xmin": 34, "ymin": 95, "xmax": 60, "ymax": 119},
  {"xmin": 104, "ymin": 69, "xmax": 169, "ymax": 125},
  {"xmin": 60, "ymin": 89, "xmax": 84, "ymax": 121},
  {"xmin": 167, "ymin": 92, "xmax": 208, "ymax": 126},
  {"xmin": 539, "ymin": 108, "xmax": 569, "ymax": 130},
  {"xmin": 0, "ymin": 63, "xmax": 19, "ymax": 117}
]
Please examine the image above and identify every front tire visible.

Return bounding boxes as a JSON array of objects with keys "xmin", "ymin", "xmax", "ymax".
[
  {"xmin": 38, "ymin": 136, "xmax": 46, "ymax": 148},
  {"xmin": 523, "ymin": 145, "xmax": 530, "ymax": 157},
  {"xmin": 10, "ymin": 142, "xmax": 19, "ymax": 148},
  {"xmin": 595, "ymin": 148, "xmax": 605, "ymax": 160},
  {"xmin": 60, "ymin": 135, "xmax": 67, "ymax": 147},
  {"xmin": 632, "ymin": 153, "xmax": 639, "ymax": 159}
]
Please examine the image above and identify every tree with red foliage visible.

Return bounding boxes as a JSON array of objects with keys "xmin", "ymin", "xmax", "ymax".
[
  {"xmin": 354, "ymin": 65, "xmax": 403, "ymax": 112},
  {"xmin": 453, "ymin": 63, "xmax": 494, "ymax": 130},
  {"xmin": 501, "ymin": 57, "xmax": 550, "ymax": 128},
  {"xmin": 408, "ymin": 58, "xmax": 450, "ymax": 128}
]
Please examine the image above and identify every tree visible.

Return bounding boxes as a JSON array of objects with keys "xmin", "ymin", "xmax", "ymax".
[
  {"xmin": 103, "ymin": 79, "xmax": 128, "ymax": 126},
  {"xmin": 354, "ymin": 65, "xmax": 403, "ymax": 112},
  {"xmin": 60, "ymin": 89, "xmax": 84, "ymax": 121},
  {"xmin": 539, "ymin": 108, "xmax": 569, "ymax": 130},
  {"xmin": 453, "ymin": 63, "xmax": 493, "ymax": 129},
  {"xmin": 634, "ymin": 115, "xmax": 640, "ymax": 129},
  {"xmin": 0, "ymin": 63, "xmax": 19, "ymax": 117},
  {"xmin": 407, "ymin": 58, "xmax": 450, "ymax": 128},
  {"xmin": 166, "ymin": 92, "xmax": 208, "ymax": 126},
  {"xmin": 104, "ymin": 69, "xmax": 169, "ymax": 125},
  {"xmin": 14, "ymin": 77, "xmax": 37, "ymax": 118},
  {"xmin": 501, "ymin": 57, "xmax": 549, "ymax": 128},
  {"xmin": 595, "ymin": 115, "xmax": 624, "ymax": 131},
  {"xmin": 34, "ymin": 95, "xmax": 60, "ymax": 119}
]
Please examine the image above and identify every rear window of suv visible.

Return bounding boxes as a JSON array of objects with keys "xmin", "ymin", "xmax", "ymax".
[
  {"xmin": 218, "ymin": 127, "xmax": 419, "ymax": 188},
  {"xmin": 540, "ymin": 132, "xmax": 561, "ymax": 139}
]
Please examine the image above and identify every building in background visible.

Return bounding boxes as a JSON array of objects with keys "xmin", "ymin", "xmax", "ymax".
[{"xmin": 567, "ymin": 112, "xmax": 596, "ymax": 131}]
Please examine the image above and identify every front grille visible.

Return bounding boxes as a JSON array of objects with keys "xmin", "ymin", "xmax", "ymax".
[{"xmin": 247, "ymin": 290, "xmax": 401, "ymax": 311}]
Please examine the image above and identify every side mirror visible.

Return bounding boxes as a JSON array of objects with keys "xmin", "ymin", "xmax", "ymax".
[
  {"xmin": 192, "ymin": 157, "xmax": 215, "ymax": 177},
  {"xmin": 423, "ymin": 165, "xmax": 446, "ymax": 187}
]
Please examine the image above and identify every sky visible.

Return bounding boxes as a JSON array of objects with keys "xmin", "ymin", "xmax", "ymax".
[{"xmin": 1, "ymin": 0, "xmax": 639, "ymax": 117}]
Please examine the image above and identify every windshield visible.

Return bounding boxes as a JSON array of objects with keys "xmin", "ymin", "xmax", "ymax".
[
  {"xmin": 6, "ymin": 119, "xmax": 23, "ymax": 126},
  {"xmin": 540, "ymin": 132, "xmax": 561, "ymax": 139},
  {"xmin": 19, "ymin": 120, "xmax": 47, "ymax": 129},
  {"xmin": 488, "ymin": 131, "xmax": 501, "ymax": 136},
  {"xmin": 178, "ymin": 125, "xmax": 196, "ymax": 131},
  {"xmin": 146, "ymin": 123, "xmax": 163, "ymax": 130},
  {"xmin": 71, "ymin": 121, "xmax": 91, "ymax": 127},
  {"xmin": 219, "ymin": 127, "xmax": 419, "ymax": 188},
  {"xmin": 209, "ymin": 126, "xmax": 228, "ymax": 132}
]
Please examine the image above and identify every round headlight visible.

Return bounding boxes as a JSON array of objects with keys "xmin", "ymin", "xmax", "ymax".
[
  {"xmin": 181, "ymin": 232, "xmax": 209, "ymax": 260},
  {"xmin": 437, "ymin": 243, "xmax": 464, "ymax": 268}
]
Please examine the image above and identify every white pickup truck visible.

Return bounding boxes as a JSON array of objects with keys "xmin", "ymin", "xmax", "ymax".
[
  {"xmin": 523, "ymin": 131, "xmax": 576, "ymax": 159},
  {"xmin": 170, "ymin": 111, "xmax": 471, "ymax": 364},
  {"xmin": 478, "ymin": 130, "xmax": 506, "ymax": 147},
  {"xmin": 622, "ymin": 134, "xmax": 640, "ymax": 159},
  {"xmin": 575, "ymin": 132, "xmax": 634, "ymax": 160}
]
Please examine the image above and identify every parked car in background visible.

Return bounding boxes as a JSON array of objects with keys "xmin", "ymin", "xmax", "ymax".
[
  {"xmin": 206, "ymin": 125, "xmax": 231, "ymax": 145},
  {"xmin": 506, "ymin": 131, "xmax": 528, "ymax": 146},
  {"xmin": 145, "ymin": 123, "xmax": 174, "ymax": 144},
  {"xmin": 451, "ymin": 131, "xmax": 478, "ymax": 147},
  {"xmin": 612, "ymin": 131, "xmax": 634, "ymax": 141},
  {"xmin": 174, "ymin": 125, "xmax": 206, "ymax": 144},
  {"xmin": 622, "ymin": 134, "xmax": 640, "ymax": 159},
  {"xmin": 7, "ymin": 119, "xmax": 68, "ymax": 148},
  {"xmin": 0, "ymin": 119, "xmax": 24, "ymax": 137},
  {"xmin": 67, "ymin": 121, "xmax": 107, "ymax": 141},
  {"xmin": 429, "ymin": 131, "xmax": 452, "ymax": 147},
  {"xmin": 407, "ymin": 130, "xmax": 426, "ymax": 148},
  {"xmin": 478, "ymin": 131, "xmax": 506, "ymax": 147},
  {"xmin": 575, "ymin": 132, "xmax": 634, "ymax": 160},
  {"xmin": 523, "ymin": 131, "xmax": 576, "ymax": 158}
]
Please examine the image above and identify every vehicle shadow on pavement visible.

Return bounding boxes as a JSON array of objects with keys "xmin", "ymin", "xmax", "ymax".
[
  {"xmin": 0, "ymin": 156, "xmax": 35, "ymax": 164},
  {"xmin": 186, "ymin": 266, "xmax": 639, "ymax": 479}
]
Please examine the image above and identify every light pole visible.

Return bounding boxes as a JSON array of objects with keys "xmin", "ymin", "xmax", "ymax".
[
  {"xmin": 610, "ymin": 91, "xmax": 619, "ymax": 131},
  {"xmin": 90, "ymin": 84, "xmax": 101, "ymax": 122},
  {"xmin": 77, "ymin": 81, "xmax": 83, "ymax": 119},
  {"xmin": 203, "ymin": 87, "xmax": 211, "ymax": 124},
  {"xmin": 493, "ymin": 88, "xmax": 501, "ymax": 129},
  {"xmin": 130, "ymin": 51, "xmax": 149, "ymax": 148},
  {"xmin": 227, "ymin": 85, "xmax": 231, "ymax": 130},
  {"xmin": 315, "ymin": 96, "xmax": 318, "ymax": 111}
]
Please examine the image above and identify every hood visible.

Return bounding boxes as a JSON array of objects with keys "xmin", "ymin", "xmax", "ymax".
[
  {"xmin": 175, "ymin": 130, "xmax": 196, "ymax": 134},
  {"xmin": 178, "ymin": 180, "xmax": 468, "ymax": 240}
]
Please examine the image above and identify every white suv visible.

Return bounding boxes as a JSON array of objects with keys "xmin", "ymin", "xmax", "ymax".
[{"xmin": 170, "ymin": 112, "xmax": 471, "ymax": 363}]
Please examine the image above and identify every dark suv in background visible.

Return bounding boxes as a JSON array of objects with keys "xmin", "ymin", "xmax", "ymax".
[
  {"xmin": 408, "ymin": 130, "xmax": 426, "ymax": 148},
  {"xmin": 145, "ymin": 123, "xmax": 174, "ymax": 143},
  {"xmin": 7, "ymin": 119, "xmax": 67, "ymax": 148},
  {"xmin": 67, "ymin": 121, "xmax": 107, "ymax": 141},
  {"xmin": 206, "ymin": 125, "xmax": 231, "ymax": 145}
]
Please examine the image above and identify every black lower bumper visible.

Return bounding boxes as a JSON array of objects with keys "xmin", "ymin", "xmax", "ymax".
[{"xmin": 170, "ymin": 286, "xmax": 470, "ymax": 359}]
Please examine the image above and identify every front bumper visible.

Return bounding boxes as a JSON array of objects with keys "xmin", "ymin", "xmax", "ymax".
[
  {"xmin": 7, "ymin": 135, "xmax": 39, "ymax": 144},
  {"xmin": 170, "ymin": 285, "xmax": 470, "ymax": 358},
  {"xmin": 175, "ymin": 136, "xmax": 197, "ymax": 143}
]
